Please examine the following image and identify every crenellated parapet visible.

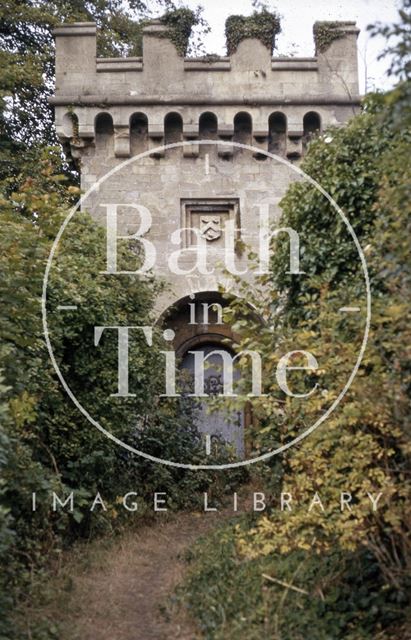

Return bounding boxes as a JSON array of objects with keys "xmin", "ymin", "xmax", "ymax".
[{"xmin": 51, "ymin": 19, "xmax": 360, "ymax": 164}]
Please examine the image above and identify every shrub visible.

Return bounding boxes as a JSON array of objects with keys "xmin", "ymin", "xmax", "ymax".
[
  {"xmin": 0, "ymin": 150, "xmax": 247, "ymax": 636},
  {"xmin": 179, "ymin": 518, "xmax": 408, "ymax": 640}
]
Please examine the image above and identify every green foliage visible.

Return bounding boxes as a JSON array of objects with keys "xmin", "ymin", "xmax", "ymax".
[
  {"xmin": 225, "ymin": 9, "xmax": 281, "ymax": 55},
  {"xmin": 229, "ymin": 84, "xmax": 411, "ymax": 580},
  {"xmin": 313, "ymin": 21, "xmax": 349, "ymax": 54},
  {"xmin": 0, "ymin": 4, "xmax": 219, "ymax": 636},
  {"xmin": 0, "ymin": 150, "xmax": 245, "ymax": 637},
  {"xmin": 130, "ymin": 398, "xmax": 248, "ymax": 509},
  {"xmin": 0, "ymin": 0, "xmax": 207, "ymax": 170},
  {"xmin": 179, "ymin": 518, "xmax": 408, "ymax": 640},
  {"xmin": 0, "ymin": 386, "xmax": 14, "ymax": 640},
  {"xmin": 161, "ymin": 7, "xmax": 207, "ymax": 57},
  {"xmin": 267, "ymin": 99, "xmax": 392, "ymax": 322},
  {"xmin": 367, "ymin": 0, "xmax": 411, "ymax": 80},
  {"xmin": 0, "ymin": 151, "xmax": 142, "ymax": 595}
]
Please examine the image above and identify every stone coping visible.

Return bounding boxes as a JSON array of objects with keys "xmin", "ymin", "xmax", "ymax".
[{"xmin": 50, "ymin": 95, "xmax": 361, "ymax": 107}]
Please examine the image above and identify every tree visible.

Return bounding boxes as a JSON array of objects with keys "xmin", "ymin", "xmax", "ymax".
[
  {"xmin": 0, "ymin": 0, "xmax": 207, "ymax": 181},
  {"xmin": 0, "ymin": 144, "xmax": 245, "ymax": 638},
  {"xmin": 368, "ymin": 0, "xmax": 411, "ymax": 81}
]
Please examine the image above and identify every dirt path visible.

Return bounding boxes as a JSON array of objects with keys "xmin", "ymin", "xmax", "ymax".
[{"xmin": 60, "ymin": 509, "xmax": 233, "ymax": 640}]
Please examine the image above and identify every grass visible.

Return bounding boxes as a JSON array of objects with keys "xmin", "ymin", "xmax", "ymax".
[{"xmin": 10, "ymin": 509, "xmax": 166, "ymax": 640}]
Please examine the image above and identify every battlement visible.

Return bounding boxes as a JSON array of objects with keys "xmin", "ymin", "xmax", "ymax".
[{"xmin": 51, "ymin": 19, "xmax": 360, "ymax": 162}]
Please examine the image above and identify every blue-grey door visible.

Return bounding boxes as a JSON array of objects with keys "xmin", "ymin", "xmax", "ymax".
[{"xmin": 180, "ymin": 344, "xmax": 244, "ymax": 456}]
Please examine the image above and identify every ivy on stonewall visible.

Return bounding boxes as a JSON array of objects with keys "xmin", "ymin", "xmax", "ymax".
[
  {"xmin": 313, "ymin": 21, "xmax": 349, "ymax": 54},
  {"xmin": 225, "ymin": 10, "xmax": 281, "ymax": 55},
  {"xmin": 160, "ymin": 8, "xmax": 198, "ymax": 56}
]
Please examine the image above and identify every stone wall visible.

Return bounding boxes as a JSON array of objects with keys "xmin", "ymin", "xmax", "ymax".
[
  {"xmin": 51, "ymin": 19, "xmax": 360, "ymax": 315},
  {"xmin": 51, "ymin": 18, "xmax": 361, "ymax": 453}
]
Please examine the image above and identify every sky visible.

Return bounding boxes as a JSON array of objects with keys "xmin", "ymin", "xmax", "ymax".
[{"xmin": 181, "ymin": 0, "xmax": 401, "ymax": 94}]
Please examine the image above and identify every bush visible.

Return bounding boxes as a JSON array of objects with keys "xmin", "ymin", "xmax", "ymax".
[
  {"xmin": 178, "ymin": 32, "xmax": 411, "ymax": 640},
  {"xmin": 179, "ymin": 518, "xmax": 408, "ymax": 640},
  {"xmin": 0, "ymin": 151, "xmax": 247, "ymax": 637}
]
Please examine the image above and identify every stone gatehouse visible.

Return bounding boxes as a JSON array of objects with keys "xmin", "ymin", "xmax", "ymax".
[{"xmin": 51, "ymin": 18, "xmax": 360, "ymax": 454}]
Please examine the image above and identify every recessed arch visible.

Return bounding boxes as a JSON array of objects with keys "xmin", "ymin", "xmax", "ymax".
[
  {"xmin": 303, "ymin": 111, "xmax": 321, "ymax": 152},
  {"xmin": 303, "ymin": 111, "xmax": 321, "ymax": 135},
  {"xmin": 268, "ymin": 111, "xmax": 287, "ymax": 155},
  {"xmin": 233, "ymin": 111, "xmax": 252, "ymax": 146},
  {"xmin": 161, "ymin": 290, "xmax": 259, "ymax": 458},
  {"xmin": 95, "ymin": 112, "xmax": 114, "ymax": 135},
  {"xmin": 160, "ymin": 290, "xmax": 262, "ymax": 356},
  {"xmin": 95, "ymin": 112, "xmax": 114, "ymax": 152},
  {"xmin": 61, "ymin": 111, "xmax": 79, "ymax": 139},
  {"xmin": 130, "ymin": 112, "xmax": 148, "ymax": 155},
  {"xmin": 199, "ymin": 111, "xmax": 218, "ymax": 138},
  {"xmin": 164, "ymin": 111, "xmax": 183, "ymax": 145}
]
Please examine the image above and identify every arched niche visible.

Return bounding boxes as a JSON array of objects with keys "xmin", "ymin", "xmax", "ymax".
[
  {"xmin": 61, "ymin": 111, "xmax": 79, "ymax": 139},
  {"xmin": 198, "ymin": 111, "xmax": 218, "ymax": 156},
  {"xmin": 233, "ymin": 112, "xmax": 252, "ymax": 147},
  {"xmin": 95, "ymin": 112, "xmax": 114, "ymax": 153},
  {"xmin": 130, "ymin": 112, "xmax": 148, "ymax": 156},
  {"xmin": 199, "ymin": 112, "xmax": 218, "ymax": 138},
  {"xmin": 303, "ymin": 111, "xmax": 321, "ymax": 151},
  {"xmin": 303, "ymin": 111, "xmax": 321, "ymax": 134},
  {"xmin": 164, "ymin": 112, "xmax": 183, "ymax": 146},
  {"xmin": 268, "ymin": 112, "xmax": 287, "ymax": 155}
]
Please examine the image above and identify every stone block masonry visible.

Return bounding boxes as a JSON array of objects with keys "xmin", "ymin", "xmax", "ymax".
[
  {"xmin": 50, "ymin": 16, "xmax": 360, "ymax": 314},
  {"xmin": 50, "ymin": 17, "xmax": 360, "ymax": 454}
]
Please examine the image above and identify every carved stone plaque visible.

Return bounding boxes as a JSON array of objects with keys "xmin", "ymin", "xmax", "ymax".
[{"xmin": 181, "ymin": 198, "xmax": 240, "ymax": 248}]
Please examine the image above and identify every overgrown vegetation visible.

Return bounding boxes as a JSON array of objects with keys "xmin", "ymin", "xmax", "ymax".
[
  {"xmin": 313, "ymin": 21, "xmax": 350, "ymax": 54},
  {"xmin": 180, "ymin": 519, "xmax": 406, "ymax": 639},
  {"xmin": 225, "ymin": 8, "xmax": 281, "ymax": 55},
  {"xmin": 0, "ymin": 2, "xmax": 240, "ymax": 638},
  {"xmin": 179, "ymin": 4, "xmax": 411, "ymax": 638},
  {"xmin": 0, "ymin": 148, "xmax": 246, "ymax": 639},
  {"xmin": 161, "ymin": 7, "xmax": 208, "ymax": 56},
  {"xmin": 0, "ymin": 0, "xmax": 207, "ymax": 160}
]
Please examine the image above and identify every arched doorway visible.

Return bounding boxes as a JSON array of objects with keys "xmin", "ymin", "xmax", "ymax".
[{"xmin": 160, "ymin": 291, "xmax": 259, "ymax": 458}]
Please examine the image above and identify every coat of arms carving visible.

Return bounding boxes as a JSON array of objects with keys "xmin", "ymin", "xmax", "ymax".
[{"xmin": 200, "ymin": 215, "xmax": 222, "ymax": 242}]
